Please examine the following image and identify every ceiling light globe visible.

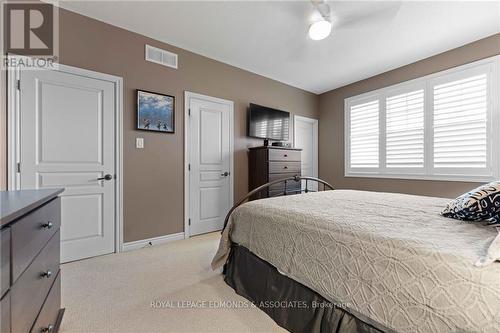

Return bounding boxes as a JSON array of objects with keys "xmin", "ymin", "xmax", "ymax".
[{"xmin": 308, "ymin": 20, "xmax": 332, "ymax": 41}]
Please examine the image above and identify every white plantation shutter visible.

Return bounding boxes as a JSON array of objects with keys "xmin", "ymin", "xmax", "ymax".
[
  {"xmin": 345, "ymin": 56, "xmax": 499, "ymax": 180},
  {"xmin": 349, "ymin": 100, "xmax": 379, "ymax": 168},
  {"xmin": 386, "ymin": 90, "xmax": 424, "ymax": 168},
  {"xmin": 433, "ymin": 74, "xmax": 488, "ymax": 169}
]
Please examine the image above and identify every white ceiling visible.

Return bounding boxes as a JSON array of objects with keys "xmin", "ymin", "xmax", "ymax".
[{"xmin": 56, "ymin": 1, "xmax": 500, "ymax": 94}]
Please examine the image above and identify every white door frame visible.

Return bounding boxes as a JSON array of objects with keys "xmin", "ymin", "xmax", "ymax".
[
  {"xmin": 184, "ymin": 91, "xmax": 234, "ymax": 239},
  {"xmin": 7, "ymin": 57, "xmax": 124, "ymax": 253},
  {"xmin": 293, "ymin": 115, "xmax": 319, "ymax": 179}
]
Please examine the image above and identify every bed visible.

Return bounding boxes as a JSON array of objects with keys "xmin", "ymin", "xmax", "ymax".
[{"xmin": 212, "ymin": 180, "xmax": 500, "ymax": 333}]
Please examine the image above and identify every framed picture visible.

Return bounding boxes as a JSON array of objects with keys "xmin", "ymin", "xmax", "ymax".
[{"xmin": 136, "ymin": 89, "xmax": 175, "ymax": 133}]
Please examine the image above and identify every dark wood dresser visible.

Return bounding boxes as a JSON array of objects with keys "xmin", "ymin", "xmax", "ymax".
[
  {"xmin": 0, "ymin": 189, "xmax": 64, "ymax": 333},
  {"xmin": 248, "ymin": 146, "xmax": 302, "ymax": 200}
]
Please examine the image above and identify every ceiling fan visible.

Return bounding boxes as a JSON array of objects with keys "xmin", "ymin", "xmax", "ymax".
[
  {"xmin": 308, "ymin": 1, "xmax": 402, "ymax": 41},
  {"xmin": 309, "ymin": 0, "xmax": 333, "ymax": 40}
]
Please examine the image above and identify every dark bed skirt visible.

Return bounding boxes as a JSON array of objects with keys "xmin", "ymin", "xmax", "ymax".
[{"xmin": 224, "ymin": 245, "xmax": 385, "ymax": 333}]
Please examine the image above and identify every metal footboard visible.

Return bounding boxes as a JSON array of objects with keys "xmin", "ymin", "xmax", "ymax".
[{"xmin": 222, "ymin": 176, "xmax": 334, "ymax": 232}]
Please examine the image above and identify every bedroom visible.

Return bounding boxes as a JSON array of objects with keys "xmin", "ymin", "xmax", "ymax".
[{"xmin": 0, "ymin": 1, "xmax": 499, "ymax": 332}]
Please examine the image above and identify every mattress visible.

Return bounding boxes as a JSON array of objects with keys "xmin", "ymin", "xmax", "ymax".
[{"xmin": 212, "ymin": 190, "xmax": 500, "ymax": 333}]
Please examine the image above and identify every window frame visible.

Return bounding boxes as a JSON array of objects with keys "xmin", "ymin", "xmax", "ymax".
[{"xmin": 344, "ymin": 55, "xmax": 500, "ymax": 182}]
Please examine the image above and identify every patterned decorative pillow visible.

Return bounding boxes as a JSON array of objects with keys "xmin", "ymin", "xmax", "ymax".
[{"xmin": 441, "ymin": 181, "xmax": 500, "ymax": 226}]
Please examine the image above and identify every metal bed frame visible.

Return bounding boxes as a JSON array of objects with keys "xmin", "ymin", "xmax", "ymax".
[{"xmin": 222, "ymin": 175, "xmax": 334, "ymax": 231}]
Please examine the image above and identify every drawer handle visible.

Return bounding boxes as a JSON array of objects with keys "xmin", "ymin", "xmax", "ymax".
[
  {"xmin": 41, "ymin": 324, "xmax": 54, "ymax": 333},
  {"xmin": 41, "ymin": 221, "xmax": 53, "ymax": 229},
  {"xmin": 283, "ymin": 166, "xmax": 288, "ymax": 169},
  {"xmin": 41, "ymin": 270, "xmax": 52, "ymax": 279},
  {"xmin": 284, "ymin": 154, "xmax": 288, "ymax": 157}
]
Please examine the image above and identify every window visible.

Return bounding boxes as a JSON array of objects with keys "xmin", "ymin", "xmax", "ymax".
[
  {"xmin": 433, "ymin": 74, "xmax": 487, "ymax": 169},
  {"xmin": 386, "ymin": 89, "xmax": 424, "ymax": 169},
  {"xmin": 349, "ymin": 100, "xmax": 379, "ymax": 168},
  {"xmin": 345, "ymin": 55, "xmax": 499, "ymax": 181}
]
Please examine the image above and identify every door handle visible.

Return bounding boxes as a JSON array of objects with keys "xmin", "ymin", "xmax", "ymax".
[
  {"xmin": 97, "ymin": 174, "xmax": 113, "ymax": 181},
  {"xmin": 221, "ymin": 172, "xmax": 230, "ymax": 177}
]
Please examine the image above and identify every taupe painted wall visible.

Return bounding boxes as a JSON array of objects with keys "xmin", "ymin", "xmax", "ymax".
[
  {"xmin": 56, "ymin": 10, "xmax": 317, "ymax": 242},
  {"xmin": 318, "ymin": 34, "xmax": 500, "ymax": 199},
  {"xmin": 0, "ymin": 66, "xmax": 5, "ymax": 191}
]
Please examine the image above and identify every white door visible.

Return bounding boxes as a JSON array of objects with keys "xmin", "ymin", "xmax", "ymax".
[
  {"xmin": 294, "ymin": 115, "xmax": 318, "ymax": 191},
  {"xmin": 186, "ymin": 92, "xmax": 233, "ymax": 236},
  {"xmin": 18, "ymin": 68, "xmax": 117, "ymax": 262}
]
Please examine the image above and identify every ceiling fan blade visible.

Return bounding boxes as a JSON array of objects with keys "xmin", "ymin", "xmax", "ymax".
[
  {"xmin": 311, "ymin": 0, "xmax": 332, "ymax": 21},
  {"xmin": 332, "ymin": 1, "xmax": 402, "ymax": 29}
]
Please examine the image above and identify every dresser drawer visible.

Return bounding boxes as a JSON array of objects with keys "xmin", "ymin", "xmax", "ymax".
[
  {"xmin": 268, "ymin": 161, "xmax": 301, "ymax": 174},
  {"xmin": 12, "ymin": 197, "xmax": 60, "ymax": 282},
  {"xmin": 268, "ymin": 175, "xmax": 301, "ymax": 192},
  {"xmin": 268, "ymin": 173, "xmax": 301, "ymax": 195},
  {"xmin": 12, "ymin": 231, "xmax": 60, "ymax": 333},
  {"xmin": 269, "ymin": 183, "xmax": 301, "ymax": 193},
  {"xmin": 268, "ymin": 189, "xmax": 283, "ymax": 197},
  {"xmin": 268, "ymin": 189, "xmax": 301, "ymax": 197},
  {"xmin": 0, "ymin": 292, "xmax": 10, "ymax": 333},
  {"xmin": 1, "ymin": 229, "xmax": 10, "ymax": 298},
  {"xmin": 269, "ymin": 173, "xmax": 300, "ymax": 183},
  {"xmin": 30, "ymin": 272, "xmax": 61, "ymax": 333},
  {"xmin": 268, "ymin": 149, "xmax": 300, "ymax": 162}
]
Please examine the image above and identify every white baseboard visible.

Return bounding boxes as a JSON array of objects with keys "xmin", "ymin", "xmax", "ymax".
[{"xmin": 122, "ymin": 232, "xmax": 185, "ymax": 252}]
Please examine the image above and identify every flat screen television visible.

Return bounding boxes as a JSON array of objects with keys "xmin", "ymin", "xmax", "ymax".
[{"xmin": 248, "ymin": 103, "xmax": 290, "ymax": 141}]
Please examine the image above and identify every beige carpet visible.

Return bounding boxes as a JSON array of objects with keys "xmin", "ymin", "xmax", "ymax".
[{"xmin": 60, "ymin": 232, "xmax": 286, "ymax": 333}]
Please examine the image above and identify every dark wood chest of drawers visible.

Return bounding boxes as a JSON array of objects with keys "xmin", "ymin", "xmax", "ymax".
[
  {"xmin": 0, "ymin": 189, "xmax": 64, "ymax": 333},
  {"xmin": 248, "ymin": 146, "xmax": 302, "ymax": 200}
]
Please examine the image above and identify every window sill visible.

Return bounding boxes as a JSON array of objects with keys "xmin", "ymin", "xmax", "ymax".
[{"xmin": 344, "ymin": 172, "xmax": 494, "ymax": 183}]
